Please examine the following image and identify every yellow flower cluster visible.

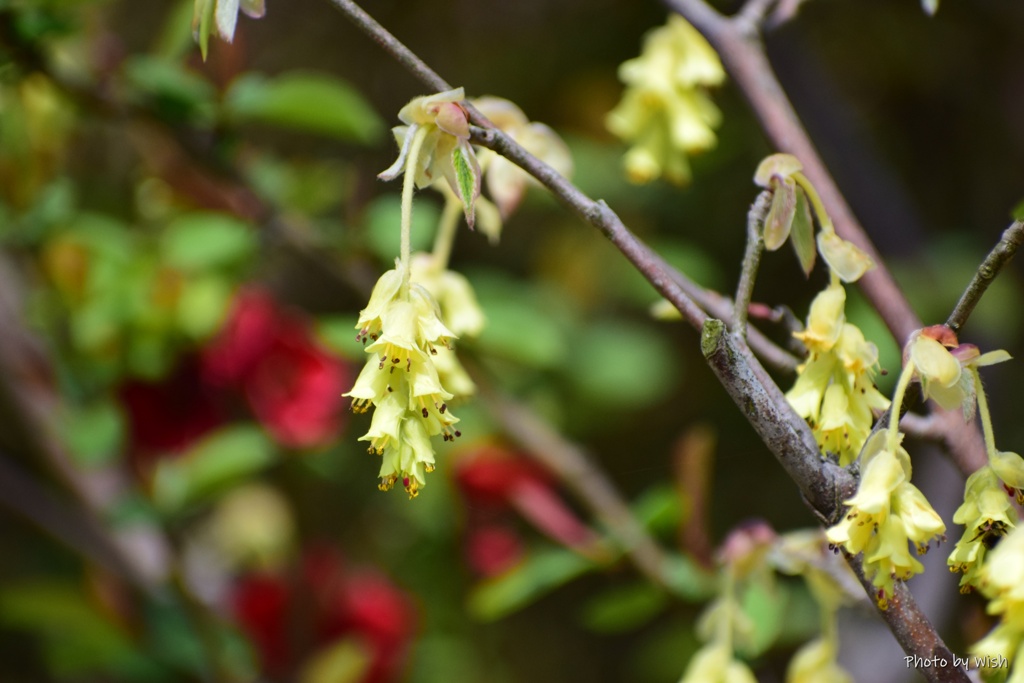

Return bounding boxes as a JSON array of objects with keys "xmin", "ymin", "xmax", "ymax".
[
  {"xmin": 826, "ymin": 433, "xmax": 945, "ymax": 608},
  {"xmin": 345, "ymin": 267, "xmax": 462, "ymax": 497},
  {"xmin": 948, "ymin": 466, "xmax": 1017, "ymax": 592},
  {"xmin": 972, "ymin": 525, "xmax": 1024, "ymax": 682},
  {"xmin": 607, "ymin": 15, "xmax": 724, "ymax": 185},
  {"xmin": 785, "ymin": 284, "xmax": 889, "ymax": 466}
]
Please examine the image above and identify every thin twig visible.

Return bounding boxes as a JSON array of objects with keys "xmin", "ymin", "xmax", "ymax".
[
  {"xmin": 945, "ymin": 220, "xmax": 1024, "ymax": 333},
  {"xmin": 474, "ymin": 377, "xmax": 678, "ymax": 590},
  {"xmin": 732, "ymin": 191, "xmax": 770, "ymax": 336},
  {"xmin": 734, "ymin": 0, "xmax": 779, "ymax": 36}
]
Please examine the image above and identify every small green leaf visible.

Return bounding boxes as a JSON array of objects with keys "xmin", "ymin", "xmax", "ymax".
[
  {"xmin": 0, "ymin": 581, "xmax": 158, "ymax": 677},
  {"xmin": 763, "ymin": 178, "xmax": 796, "ymax": 251},
  {"xmin": 467, "ymin": 548, "xmax": 594, "ymax": 621},
  {"xmin": 736, "ymin": 580, "xmax": 786, "ymax": 658},
  {"xmin": 196, "ymin": 0, "xmax": 214, "ymax": 61},
  {"xmin": 301, "ymin": 638, "xmax": 372, "ymax": 683},
  {"xmin": 176, "ymin": 276, "xmax": 231, "ymax": 339},
  {"xmin": 451, "ymin": 145, "xmax": 479, "ymax": 229},
  {"xmin": 580, "ymin": 582, "xmax": 667, "ymax": 633},
  {"xmin": 124, "ymin": 56, "xmax": 216, "ymax": 122},
  {"xmin": 152, "ymin": 425, "xmax": 276, "ymax": 513},
  {"xmin": 790, "ymin": 188, "xmax": 816, "ymax": 276},
  {"xmin": 225, "ymin": 72, "xmax": 384, "ymax": 144},
  {"xmin": 60, "ymin": 401, "xmax": 125, "ymax": 468},
  {"xmin": 161, "ymin": 212, "xmax": 254, "ymax": 271},
  {"xmin": 631, "ymin": 485, "xmax": 684, "ymax": 533},
  {"xmin": 660, "ymin": 553, "xmax": 717, "ymax": 601}
]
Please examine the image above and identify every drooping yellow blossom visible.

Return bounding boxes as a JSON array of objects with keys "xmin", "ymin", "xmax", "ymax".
[
  {"xmin": 786, "ymin": 285, "xmax": 889, "ymax": 466},
  {"xmin": 770, "ymin": 531, "xmax": 856, "ymax": 683},
  {"xmin": 607, "ymin": 15, "xmax": 724, "ymax": 185},
  {"xmin": 410, "ymin": 252, "xmax": 485, "ymax": 397},
  {"xmin": 971, "ymin": 525, "xmax": 1024, "ymax": 681},
  {"xmin": 345, "ymin": 266, "xmax": 462, "ymax": 497},
  {"xmin": 826, "ymin": 433, "xmax": 945, "ymax": 608},
  {"xmin": 948, "ymin": 466, "xmax": 1017, "ymax": 592},
  {"xmin": 678, "ymin": 644, "xmax": 757, "ymax": 683}
]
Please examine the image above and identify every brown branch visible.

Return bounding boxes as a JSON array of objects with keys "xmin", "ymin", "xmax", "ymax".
[
  {"xmin": 732, "ymin": 190, "xmax": 770, "ymax": 336},
  {"xmin": 473, "ymin": 376, "xmax": 679, "ymax": 590}
]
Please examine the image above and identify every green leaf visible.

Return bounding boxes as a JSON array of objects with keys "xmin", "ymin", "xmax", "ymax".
[
  {"xmin": 0, "ymin": 580, "xmax": 157, "ymax": 677},
  {"xmin": 736, "ymin": 580, "xmax": 786, "ymax": 658},
  {"xmin": 568, "ymin": 320, "xmax": 681, "ymax": 409},
  {"xmin": 196, "ymin": 0, "xmax": 214, "ymax": 61},
  {"xmin": 176, "ymin": 276, "xmax": 232, "ymax": 339},
  {"xmin": 451, "ymin": 145, "xmax": 479, "ymax": 228},
  {"xmin": 580, "ymin": 582, "xmax": 667, "ymax": 633},
  {"xmin": 59, "ymin": 401, "xmax": 125, "ymax": 468},
  {"xmin": 300, "ymin": 638, "xmax": 372, "ymax": 683},
  {"xmin": 631, "ymin": 485, "xmax": 684, "ymax": 533},
  {"xmin": 152, "ymin": 425, "xmax": 276, "ymax": 513},
  {"xmin": 123, "ymin": 55, "xmax": 216, "ymax": 122},
  {"xmin": 225, "ymin": 72, "xmax": 384, "ymax": 144},
  {"xmin": 467, "ymin": 548, "xmax": 595, "ymax": 621},
  {"xmin": 161, "ymin": 212, "xmax": 255, "ymax": 271},
  {"xmin": 762, "ymin": 178, "xmax": 796, "ymax": 251},
  {"xmin": 660, "ymin": 554, "xmax": 717, "ymax": 601},
  {"xmin": 790, "ymin": 188, "xmax": 816, "ymax": 276},
  {"xmin": 154, "ymin": 0, "xmax": 199, "ymax": 60}
]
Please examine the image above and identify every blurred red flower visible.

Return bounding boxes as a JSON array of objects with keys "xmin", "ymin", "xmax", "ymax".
[
  {"xmin": 118, "ymin": 356, "xmax": 225, "ymax": 459},
  {"xmin": 231, "ymin": 547, "xmax": 416, "ymax": 682},
  {"xmin": 201, "ymin": 287, "xmax": 350, "ymax": 448},
  {"xmin": 455, "ymin": 445, "xmax": 602, "ymax": 559}
]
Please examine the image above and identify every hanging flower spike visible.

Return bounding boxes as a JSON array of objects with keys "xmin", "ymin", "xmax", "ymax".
[
  {"xmin": 380, "ymin": 88, "xmax": 481, "ymax": 229},
  {"xmin": 786, "ymin": 284, "xmax": 889, "ymax": 466},
  {"xmin": 826, "ymin": 431, "xmax": 945, "ymax": 609},
  {"xmin": 345, "ymin": 266, "xmax": 462, "ymax": 498},
  {"xmin": 948, "ymin": 466, "xmax": 1017, "ymax": 592},
  {"xmin": 607, "ymin": 15, "xmax": 725, "ymax": 186},
  {"xmin": 971, "ymin": 525, "xmax": 1024, "ymax": 680}
]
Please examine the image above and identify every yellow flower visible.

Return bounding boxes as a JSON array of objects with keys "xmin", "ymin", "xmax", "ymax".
[
  {"xmin": 786, "ymin": 285, "xmax": 888, "ymax": 465},
  {"xmin": 678, "ymin": 644, "xmax": 757, "ymax": 683},
  {"xmin": 793, "ymin": 284, "xmax": 846, "ymax": 353},
  {"xmin": 948, "ymin": 466, "xmax": 1016, "ymax": 592},
  {"xmin": 971, "ymin": 525, "xmax": 1024, "ymax": 679},
  {"xmin": 345, "ymin": 269, "xmax": 464, "ymax": 497},
  {"xmin": 607, "ymin": 16, "xmax": 724, "ymax": 185},
  {"xmin": 826, "ymin": 436, "xmax": 944, "ymax": 608},
  {"xmin": 786, "ymin": 637, "xmax": 852, "ymax": 683}
]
